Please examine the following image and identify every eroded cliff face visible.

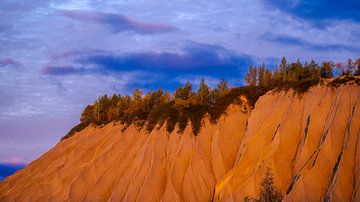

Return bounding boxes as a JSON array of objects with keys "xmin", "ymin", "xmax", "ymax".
[
  {"xmin": 0, "ymin": 85, "xmax": 359, "ymax": 202},
  {"xmin": 0, "ymin": 100, "xmax": 250, "ymax": 201},
  {"xmin": 215, "ymin": 84, "xmax": 360, "ymax": 202}
]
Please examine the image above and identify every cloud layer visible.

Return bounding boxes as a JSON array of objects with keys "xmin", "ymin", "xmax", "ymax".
[
  {"xmin": 42, "ymin": 42, "xmax": 253, "ymax": 78},
  {"xmin": 260, "ymin": 32, "xmax": 360, "ymax": 53},
  {"xmin": 265, "ymin": 0, "xmax": 360, "ymax": 22},
  {"xmin": 63, "ymin": 10, "xmax": 179, "ymax": 34}
]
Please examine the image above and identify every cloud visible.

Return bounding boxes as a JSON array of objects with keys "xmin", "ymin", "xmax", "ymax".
[
  {"xmin": 264, "ymin": 0, "xmax": 360, "ymax": 22},
  {"xmin": 41, "ymin": 42, "xmax": 254, "ymax": 80},
  {"xmin": 0, "ymin": 157, "xmax": 28, "ymax": 181},
  {"xmin": 260, "ymin": 32, "xmax": 360, "ymax": 53},
  {"xmin": 0, "ymin": 58, "xmax": 22, "ymax": 67},
  {"xmin": 41, "ymin": 65, "xmax": 84, "ymax": 75},
  {"xmin": 62, "ymin": 10, "xmax": 179, "ymax": 34},
  {"xmin": 0, "ymin": 157, "xmax": 29, "ymax": 165},
  {"xmin": 0, "ymin": 162, "xmax": 26, "ymax": 181}
]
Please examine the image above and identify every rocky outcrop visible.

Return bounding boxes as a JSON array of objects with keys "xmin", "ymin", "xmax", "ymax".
[{"xmin": 0, "ymin": 84, "xmax": 359, "ymax": 202}]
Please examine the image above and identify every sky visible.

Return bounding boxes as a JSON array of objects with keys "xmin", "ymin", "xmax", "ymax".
[{"xmin": 0, "ymin": 0, "xmax": 359, "ymax": 168}]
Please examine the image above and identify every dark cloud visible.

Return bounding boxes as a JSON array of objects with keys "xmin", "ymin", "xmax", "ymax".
[
  {"xmin": 42, "ymin": 42, "xmax": 254, "ymax": 80},
  {"xmin": 265, "ymin": 0, "xmax": 360, "ymax": 22},
  {"xmin": 62, "ymin": 10, "xmax": 179, "ymax": 34},
  {"xmin": 0, "ymin": 163, "xmax": 26, "ymax": 181},
  {"xmin": 260, "ymin": 32, "xmax": 360, "ymax": 53}
]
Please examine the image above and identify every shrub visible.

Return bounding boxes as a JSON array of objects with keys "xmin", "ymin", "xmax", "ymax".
[
  {"xmin": 61, "ymin": 121, "xmax": 90, "ymax": 141},
  {"xmin": 328, "ymin": 76, "xmax": 360, "ymax": 88}
]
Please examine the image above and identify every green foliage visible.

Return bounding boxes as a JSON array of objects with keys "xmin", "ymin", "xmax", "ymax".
[
  {"xmin": 328, "ymin": 76, "xmax": 360, "ymax": 88},
  {"xmin": 242, "ymin": 57, "xmax": 360, "ymax": 94},
  {"xmin": 245, "ymin": 65, "xmax": 257, "ymax": 86},
  {"xmin": 62, "ymin": 57, "xmax": 360, "ymax": 140},
  {"xmin": 209, "ymin": 86, "xmax": 269, "ymax": 123},
  {"xmin": 275, "ymin": 78, "xmax": 320, "ymax": 94},
  {"xmin": 320, "ymin": 61, "xmax": 334, "ymax": 78},
  {"xmin": 197, "ymin": 79, "xmax": 210, "ymax": 106},
  {"xmin": 61, "ymin": 121, "xmax": 90, "ymax": 141}
]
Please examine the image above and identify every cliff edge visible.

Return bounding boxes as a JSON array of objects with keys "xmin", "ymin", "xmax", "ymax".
[{"xmin": 0, "ymin": 84, "xmax": 359, "ymax": 202}]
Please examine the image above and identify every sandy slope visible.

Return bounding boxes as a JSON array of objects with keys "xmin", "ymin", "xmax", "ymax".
[
  {"xmin": 0, "ymin": 101, "xmax": 249, "ymax": 201},
  {"xmin": 214, "ymin": 84, "xmax": 360, "ymax": 202},
  {"xmin": 0, "ymin": 84, "xmax": 359, "ymax": 202}
]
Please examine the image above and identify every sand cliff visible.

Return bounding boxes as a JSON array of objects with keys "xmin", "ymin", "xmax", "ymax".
[{"xmin": 0, "ymin": 84, "xmax": 359, "ymax": 202}]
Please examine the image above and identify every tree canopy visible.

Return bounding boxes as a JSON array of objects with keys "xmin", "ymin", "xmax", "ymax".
[{"xmin": 62, "ymin": 57, "xmax": 360, "ymax": 140}]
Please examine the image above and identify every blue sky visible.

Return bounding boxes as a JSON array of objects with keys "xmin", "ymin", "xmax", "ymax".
[{"xmin": 0, "ymin": 0, "xmax": 359, "ymax": 166}]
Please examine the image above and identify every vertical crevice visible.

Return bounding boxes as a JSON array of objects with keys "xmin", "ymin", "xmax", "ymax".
[
  {"xmin": 286, "ymin": 173, "xmax": 301, "ymax": 195},
  {"xmin": 304, "ymin": 115, "xmax": 311, "ymax": 143},
  {"xmin": 271, "ymin": 124, "xmax": 281, "ymax": 141},
  {"xmin": 351, "ymin": 131, "xmax": 360, "ymax": 201},
  {"xmin": 325, "ymin": 99, "xmax": 357, "ymax": 201},
  {"xmin": 311, "ymin": 90, "xmax": 344, "ymax": 167}
]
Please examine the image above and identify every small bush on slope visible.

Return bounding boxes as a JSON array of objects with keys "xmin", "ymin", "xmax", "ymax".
[
  {"xmin": 258, "ymin": 168, "xmax": 283, "ymax": 202},
  {"xmin": 244, "ymin": 168, "xmax": 283, "ymax": 202}
]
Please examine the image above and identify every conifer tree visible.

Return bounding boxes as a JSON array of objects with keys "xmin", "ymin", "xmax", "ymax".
[
  {"xmin": 258, "ymin": 64, "xmax": 266, "ymax": 87},
  {"xmin": 272, "ymin": 67, "xmax": 281, "ymax": 84},
  {"xmin": 197, "ymin": 79, "xmax": 210, "ymax": 106},
  {"xmin": 307, "ymin": 60, "xmax": 320, "ymax": 79},
  {"xmin": 216, "ymin": 79, "xmax": 230, "ymax": 96},
  {"xmin": 279, "ymin": 56, "xmax": 288, "ymax": 81},
  {"xmin": 209, "ymin": 79, "xmax": 230, "ymax": 107},
  {"xmin": 320, "ymin": 61, "xmax": 334, "ymax": 78},
  {"xmin": 245, "ymin": 65, "xmax": 257, "ymax": 86},
  {"xmin": 80, "ymin": 105, "xmax": 95, "ymax": 123},
  {"xmin": 354, "ymin": 58, "xmax": 360, "ymax": 76},
  {"xmin": 259, "ymin": 168, "xmax": 283, "ymax": 202},
  {"xmin": 346, "ymin": 58, "xmax": 355, "ymax": 76}
]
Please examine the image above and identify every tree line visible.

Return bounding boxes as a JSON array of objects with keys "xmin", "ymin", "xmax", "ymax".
[
  {"xmin": 62, "ymin": 57, "xmax": 360, "ymax": 140},
  {"xmin": 62, "ymin": 79, "xmax": 236, "ymax": 140},
  {"xmin": 245, "ymin": 57, "xmax": 360, "ymax": 88}
]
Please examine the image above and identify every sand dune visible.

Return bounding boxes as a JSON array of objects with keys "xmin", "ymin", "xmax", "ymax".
[{"xmin": 0, "ymin": 84, "xmax": 359, "ymax": 201}]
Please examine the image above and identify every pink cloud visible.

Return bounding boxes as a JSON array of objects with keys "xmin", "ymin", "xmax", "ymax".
[
  {"xmin": 0, "ymin": 157, "xmax": 29, "ymax": 165},
  {"xmin": 0, "ymin": 58, "xmax": 22, "ymax": 67},
  {"xmin": 62, "ymin": 10, "xmax": 179, "ymax": 34}
]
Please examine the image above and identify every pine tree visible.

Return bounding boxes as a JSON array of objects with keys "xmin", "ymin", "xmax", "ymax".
[
  {"xmin": 245, "ymin": 65, "xmax": 257, "ymax": 86},
  {"xmin": 346, "ymin": 58, "xmax": 354, "ymax": 76},
  {"xmin": 307, "ymin": 60, "xmax": 320, "ymax": 79},
  {"xmin": 216, "ymin": 79, "xmax": 230, "ymax": 96},
  {"xmin": 80, "ymin": 105, "xmax": 95, "ymax": 123},
  {"xmin": 279, "ymin": 56, "xmax": 288, "ymax": 81},
  {"xmin": 209, "ymin": 79, "xmax": 230, "ymax": 107},
  {"xmin": 174, "ymin": 81, "xmax": 195, "ymax": 108},
  {"xmin": 259, "ymin": 168, "xmax": 283, "ymax": 202},
  {"xmin": 320, "ymin": 61, "xmax": 334, "ymax": 78},
  {"xmin": 197, "ymin": 79, "xmax": 210, "ymax": 106},
  {"xmin": 354, "ymin": 58, "xmax": 360, "ymax": 76},
  {"xmin": 272, "ymin": 67, "xmax": 281, "ymax": 85},
  {"xmin": 129, "ymin": 88, "xmax": 143, "ymax": 115},
  {"xmin": 258, "ymin": 64, "xmax": 266, "ymax": 87},
  {"xmin": 290, "ymin": 59, "xmax": 303, "ymax": 81}
]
